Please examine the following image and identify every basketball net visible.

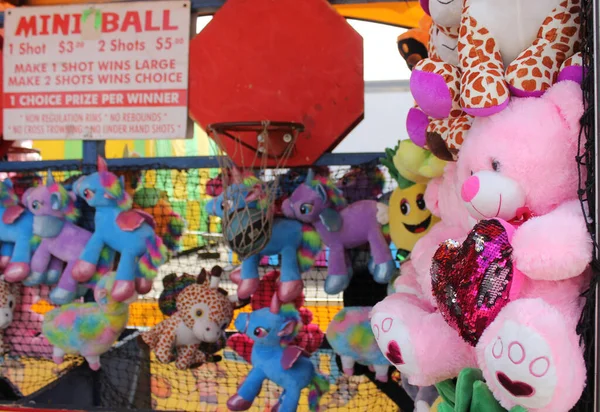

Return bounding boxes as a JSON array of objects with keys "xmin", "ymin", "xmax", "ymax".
[{"xmin": 207, "ymin": 121, "xmax": 301, "ymax": 260}]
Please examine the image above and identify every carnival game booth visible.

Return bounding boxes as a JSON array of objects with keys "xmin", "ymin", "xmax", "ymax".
[{"xmin": 0, "ymin": 0, "xmax": 595, "ymax": 412}]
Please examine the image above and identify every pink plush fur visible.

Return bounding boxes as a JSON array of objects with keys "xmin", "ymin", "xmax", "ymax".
[
  {"xmin": 373, "ymin": 81, "xmax": 591, "ymax": 410},
  {"xmin": 371, "ymin": 162, "xmax": 475, "ymax": 385},
  {"xmin": 454, "ymin": 81, "xmax": 590, "ymax": 411}
]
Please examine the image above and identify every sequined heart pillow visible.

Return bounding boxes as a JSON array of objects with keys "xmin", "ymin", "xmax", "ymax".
[{"xmin": 431, "ymin": 219, "xmax": 522, "ymax": 346}]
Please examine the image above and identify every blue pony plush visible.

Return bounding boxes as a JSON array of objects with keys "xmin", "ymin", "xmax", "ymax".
[
  {"xmin": 0, "ymin": 178, "xmax": 39, "ymax": 283},
  {"xmin": 205, "ymin": 170, "xmax": 321, "ymax": 303},
  {"xmin": 227, "ymin": 304, "xmax": 329, "ymax": 412},
  {"xmin": 71, "ymin": 157, "xmax": 168, "ymax": 302}
]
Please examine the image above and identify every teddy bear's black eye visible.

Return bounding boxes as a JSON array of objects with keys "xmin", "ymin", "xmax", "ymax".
[
  {"xmin": 491, "ymin": 159, "xmax": 500, "ymax": 172},
  {"xmin": 470, "ymin": 170, "xmax": 474, "ymax": 176}
]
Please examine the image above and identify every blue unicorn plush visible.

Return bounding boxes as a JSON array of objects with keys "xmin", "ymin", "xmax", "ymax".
[
  {"xmin": 227, "ymin": 304, "xmax": 329, "ymax": 412},
  {"xmin": 0, "ymin": 178, "xmax": 39, "ymax": 283},
  {"xmin": 205, "ymin": 169, "xmax": 321, "ymax": 303},
  {"xmin": 72, "ymin": 157, "xmax": 168, "ymax": 302}
]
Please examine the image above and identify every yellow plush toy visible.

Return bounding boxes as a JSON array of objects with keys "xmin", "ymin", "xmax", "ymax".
[{"xmin": 381, "ymin": 142, "xmax": 441, "ymax": 261}]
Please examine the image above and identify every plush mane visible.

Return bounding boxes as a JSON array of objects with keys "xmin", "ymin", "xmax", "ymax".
[
  {"xmin": 228, "ymin": 175, "xmax": 270, "ymax": 210},
  {"xmin": 48, "ymin": 183, "xmax": 80, "ymax": 222},
  {"xmin": 306, "ymin": 176, "xmax": 348, "ymax": 210},
  {"xmin": 98, "ymin": 172, "xmax": 132, "ymax": 210},
  {"xmin": 278, "ymin": 304, "xmax": 302, "ymax": 345},
  {"xmin": 369, "ymin": 167, "xmax": 386, "ymax": 194},
  {"xmin": 0, "ymin": 181, "xmax": 20, "ymax": 208}
]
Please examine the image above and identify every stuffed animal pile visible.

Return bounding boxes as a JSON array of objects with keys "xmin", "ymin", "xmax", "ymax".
[
  {"xmin": 363, "ymin": 1, "xmax": 591, "ymax": 410},
  {"xmin": 373, "ymin": 75, "xmax": 590, "ymax": 411},
  {"xmin": 0, "ymin": 157, "xmax": 173, "ymax": 368}
]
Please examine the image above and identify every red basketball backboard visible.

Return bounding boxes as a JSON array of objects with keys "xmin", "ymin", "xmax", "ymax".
[{"xmin": 188, "ymin": 0, "xmax": 364, "ymax": 167}]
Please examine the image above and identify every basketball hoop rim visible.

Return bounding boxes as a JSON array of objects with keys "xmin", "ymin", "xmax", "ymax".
[{"xmin": 206, "ymin": 121, "xmax": 305, "ymax": 133}]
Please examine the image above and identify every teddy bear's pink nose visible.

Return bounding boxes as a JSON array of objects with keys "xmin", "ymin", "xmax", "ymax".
[{"xmin": 461, "ymin": 176, "xmax": 480, "ymax": 202}]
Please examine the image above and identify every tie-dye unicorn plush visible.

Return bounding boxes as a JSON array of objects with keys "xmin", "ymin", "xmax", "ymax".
[
  {"xmin": 72, "ymin": 157, "xmax": 168, "ymax": 302},
  {"xmin": 42, "ymin": 271, "xmax": 135, "ymax": 370},
  {"xmin": 0, "ymin": 178, "xmax": 37, "ymax": 282},
  {"xmin": 326, "ymin": 307, "xmax": 390, "ymax": 383},
  {"xmin": 227, "ymin": 304, "xmax": 329, "ymax": 412},
  {"xmin": 21, "ymin": 172, "xmax": 114, "ymax": 305},
  {"xmin": 282, "ymin": 170, "xmax": 396, "ymax": 294},
  {"xmin": 205, "ymin": 170, "xmax": 321, "ymax": 303}
]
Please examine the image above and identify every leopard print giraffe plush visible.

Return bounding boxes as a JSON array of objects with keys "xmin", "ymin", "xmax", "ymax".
[
  {"xmin": 408, "ymin": 0, "xmax": 474, "ymax": 161},
  {"xmin": 413, "ymin": 0, "xmax": 582, "ymax": 120},
  {"xmin": 140, "ymin": 267, "xmax": 237, "ymax": 370},
  {"xmin": 0, "ymin": 276, "xmax": 18, "ymax": 356}
]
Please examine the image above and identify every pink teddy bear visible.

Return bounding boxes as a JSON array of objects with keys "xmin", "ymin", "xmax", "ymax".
[
  {"xmin": 373, "ymin": 162, "xmax": 477, "ymax": 387},
  {"xmin": 372, "ymin": 80, "xmax": 592, "ymax": 412}
]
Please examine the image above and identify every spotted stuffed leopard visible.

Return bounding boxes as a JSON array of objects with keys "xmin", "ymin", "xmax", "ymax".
[
  {"xmin": 408, "ymin": 0, "xmax": 474, "ymax": 160},
  {"xmin": 0, "ymin": 277, "xmax": 17, "ymax": 356},
  {"xmin": 459, "ymin": 0, "xmax": 581, "ymax": 115},
  {"xmin": 140, "ymin": 267, "xmax": 236, "ymax": 370}
]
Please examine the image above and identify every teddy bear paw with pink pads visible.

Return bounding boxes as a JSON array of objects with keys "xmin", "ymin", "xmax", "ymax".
[{"xmin": 373, "ymin": 80, "xmax": 592, "ymax": 411}]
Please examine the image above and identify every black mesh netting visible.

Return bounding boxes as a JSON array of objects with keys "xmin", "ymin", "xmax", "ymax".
[
  {"xmin": 0, "ymin": 160, "xmax": 412, "ymax": 411},
  {"xmin": 574, "ymin": 0, "xmax": 599, "ymax": 410}
]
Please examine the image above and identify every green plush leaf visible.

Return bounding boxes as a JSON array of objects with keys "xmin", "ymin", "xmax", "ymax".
[
  {"xmin": 435, "ymin": 379, "xmax": 457, "ymax": 408},
  {"xmin": 435, "ymin": 369, "xmax": 528, "ymax": 412},
  {"xmin": 455, "ymin": 369, "xmax": 484, "ymax": 412},
  {"xmin": 471, "ymin": 381, "xmax": 506, "ymax": 412}
]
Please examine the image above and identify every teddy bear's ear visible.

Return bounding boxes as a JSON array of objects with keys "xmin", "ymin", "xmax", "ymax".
[{"xmin": 543, "ymin": 81, "xmax": 584, "ymax": 134}]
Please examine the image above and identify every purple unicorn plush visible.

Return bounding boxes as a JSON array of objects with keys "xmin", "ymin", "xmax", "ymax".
[
  {"xmin": 282, "ymin": 170, "xmax": 396, "ymax": 294},
  {"xmin": 22, "ymin": 173, "xmax": 114, "ymax": 305}
]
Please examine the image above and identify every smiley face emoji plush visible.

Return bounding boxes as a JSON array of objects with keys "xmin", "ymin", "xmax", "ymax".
[
  {"xmin": 389, "ymin": 180, "xmax": 439, "ymax": 260},
  {"xmin": 381, "ymin": 143, "xmax": 440, "ymax": 260}
]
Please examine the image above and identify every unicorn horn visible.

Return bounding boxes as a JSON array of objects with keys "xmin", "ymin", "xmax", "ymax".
[
  {"xmin": 306, "ymin": 169, "xmax": 315, "ymax": 182},
  {"xmin": 46, "ymin": 170, "xmax": 55, "ymax": 186},
  {"xmin": 123, "ymin": 145, "xmax": 130, "ymax": 158},
  {"xmin": 97, "ymin": 156, "xmax": 108, "ymax": 172}
]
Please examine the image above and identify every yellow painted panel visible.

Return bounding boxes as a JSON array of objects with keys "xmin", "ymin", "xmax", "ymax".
[
  {"xmin": 31, "ymin": 140, "xmax": 65, "ymax": 160},
  {"xmin": 186, "ymin": 201, "xmax": 201, "ymax": 231},
  {"xmin": 105, "ymin": 140, "xmax": 135, "ymax": 159}
]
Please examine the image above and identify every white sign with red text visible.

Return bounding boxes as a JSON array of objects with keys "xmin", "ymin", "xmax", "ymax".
[{"xmin": 3, "ymin": 1, "xmax": 191, "ymax": 140}]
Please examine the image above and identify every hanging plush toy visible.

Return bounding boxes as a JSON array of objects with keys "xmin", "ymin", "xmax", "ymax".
[
  {"xmin": 6, "ymin": 285, "xmax": 54, "ymax": 358},
  {"xmin": 413, "ymin": 0, "xmax": 582, "ymax": 122},
  {"xmin": 21, "ymin": 173, "xmax": 114, "ymax": 304},
  {"xmin": 373, "ymin": 81, "xmax": 591, "ymax": 412},
  {"xmin": 227, "ymin": 270, "xmax": 324, "ymax": 362},
  {"xmin": 408, "ymin": 0, "xmax": 473, "ymax": 160},
  {"xmin": 326, "ymin": 307, "xmax": 390, "ymax": 383},
  {"xmin": 336, "ymin": 165, "xmax": 385, "ymax": 204},
  {"xmin": 0, "ymin": 277, "xmax": 18, "ymax": 356},
  {"xmin": 43, "ymin": 272, "xmax": 135, "ymax": 370},
  {"xmin": 71, "ymin": 157, "xmax": 168, "ymax": 302},
  {"xmin": 0, "ymin": 178, "xmax": 36, "ymax": 282},
  {"xmin": 227, "ymin": 304, "xmax": 330, "ymax": 412},
  {"xmin": 370, "ymin": 161, "xmax": 480, "ymax": 385},
  {"xmin": 205, "ymin": 170, "xmax": 322, "ymax": 303},
  {"xmin": 380, "ymin": 142, "xmax": 441, "ymax": 261},
  {"xmin": 139, "ymin": 267, "xmax": 237, "ymax": 370},
  {"xmin": 397, "ymin": 14, "xmax": 431, "ymax": 71},
  {"xmin": 118, "ymin": 147, "xmax": 186, "ymax": 254},
  {"xmin": 283, "ymin": 170, "xmax": 395, "ymax": 294}
]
